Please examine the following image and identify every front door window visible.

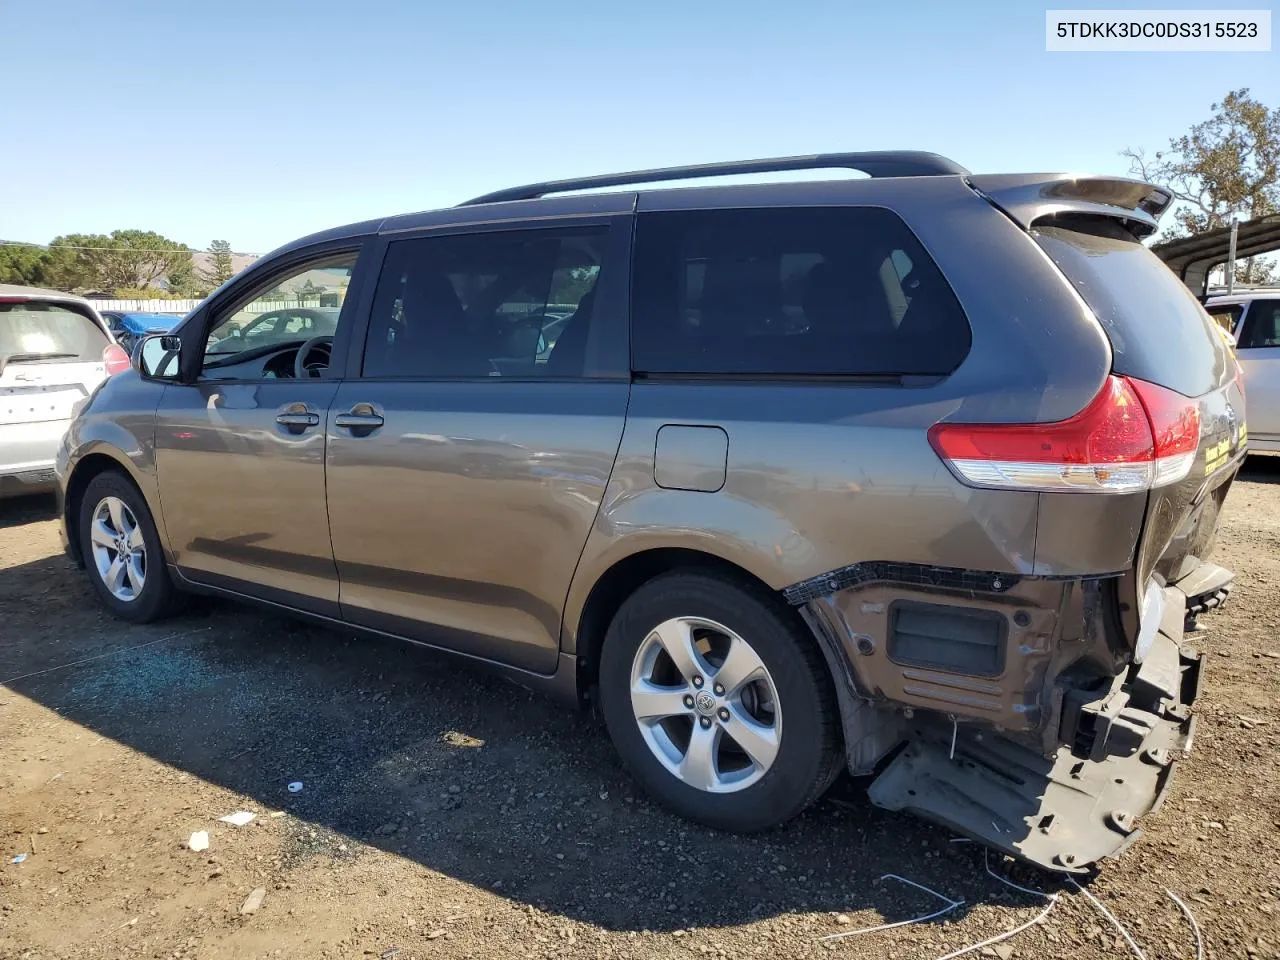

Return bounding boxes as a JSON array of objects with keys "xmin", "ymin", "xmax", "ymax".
[{"xmin": 202, "ymin": 255, "xmax": 357, "ymax": 372}]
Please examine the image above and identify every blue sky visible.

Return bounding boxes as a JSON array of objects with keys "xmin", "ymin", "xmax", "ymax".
[{"xmin": 1, "ymin": 0, "xmax": 1276, "ymax": 254}]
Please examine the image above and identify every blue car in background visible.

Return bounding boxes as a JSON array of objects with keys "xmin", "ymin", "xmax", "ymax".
[{"xmin": 99, "ymin": 311, "xmax": 181, "ymax": 353}]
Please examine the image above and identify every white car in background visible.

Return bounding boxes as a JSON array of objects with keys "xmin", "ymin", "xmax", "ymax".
[
  {"xmin": 1, "ymin": 284, "xmax": 130, "ymax": 498},
  {"xmin": 1205, "ymin": 291, "xmax": 1280, "ymax": 454}
]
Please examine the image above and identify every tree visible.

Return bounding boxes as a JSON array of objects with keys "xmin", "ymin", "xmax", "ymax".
[
  {"xmin": 165, "ymin": 257, "xmax": 207, "ymax": 298},
  {"xmin": 0, "ymin": 244, "xmax": 55, "ymax": 286},
  {"xmin": 45, "ymin": 230, "xmax": 193, "ymax": 293},
  {"xmin": 1124, "ymin": 88, "xmax": 1280, "ymax": 284},
  {"xmin": 201, "ymin": 239, "xmax": 235, "ymax": 288}
]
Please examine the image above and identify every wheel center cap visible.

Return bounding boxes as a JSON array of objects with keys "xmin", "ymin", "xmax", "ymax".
[{"xmin": 694, "ymin": 690, "xmax": 717, "ymax": 716}]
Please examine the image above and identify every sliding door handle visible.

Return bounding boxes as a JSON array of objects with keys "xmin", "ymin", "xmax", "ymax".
[
  {"xmin": 333, "ymin": 413, "xmax": 384, "ymax": 428},
  {"xmin": 334, "ymin": 403, "xmax": 384, "ymax": 435}
]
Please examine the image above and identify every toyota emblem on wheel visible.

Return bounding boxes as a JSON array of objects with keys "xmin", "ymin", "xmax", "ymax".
[{"xmin": 694, "ymin": 690, "xmax": 716, "ymax": 715}]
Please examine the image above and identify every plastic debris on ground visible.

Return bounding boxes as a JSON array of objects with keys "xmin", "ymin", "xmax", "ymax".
[
  {"xmin": 239, "ymin": 887, "xmax": 267, "ymax": 915},
  {"xmin": 287, "ymin": 781, "xmax": 303, "ymax": 793},
  {"xmin": 10, "ymin": 854, "xmax": 26, "ymax": 864},
  {"xmin": 187, "ymin": 831, "xmax": 209, "ymax": 852},
  {"xmin": 219, "ymin": 811, "xmax": 256, "ymax": 827}
]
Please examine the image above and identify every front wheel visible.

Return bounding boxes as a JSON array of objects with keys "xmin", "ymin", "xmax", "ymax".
[
  {"xmin": 79, "ymin": 471, "xmax": 179, "ymax": 623},
  {"xmin": 598, "ymin": 570, "xmax": 842, "ymax": 832}
]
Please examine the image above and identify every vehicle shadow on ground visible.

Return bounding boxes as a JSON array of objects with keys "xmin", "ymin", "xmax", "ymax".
[
  {"xmin": 0, "ymin": 492, "xmax": 57, "ymax": 529},
  {"xmin": 1239, "ymin": 454, "xmax": 1280, "ymax": 485},
  {"xmin": 0, "ymin": 544, "xmax": 1052, "ymax": 933}
]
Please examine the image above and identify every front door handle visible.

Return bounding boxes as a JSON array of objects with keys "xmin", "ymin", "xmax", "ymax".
[
  {"xmin": 334, "ymin": 403, "xmax": 384, "ymax": 436},
  {"xmin": 276, "ymin": 412, "xmax": 320, "ymax": 427},
  {"xmin": 275, "ymin": 404, "xmax": 321, "ymax": 434}
]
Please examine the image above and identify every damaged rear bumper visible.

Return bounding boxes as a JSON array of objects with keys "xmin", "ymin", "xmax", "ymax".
[{"xmin": 867, "ymin": 600, "xmax": 1200, "ymax": 872}]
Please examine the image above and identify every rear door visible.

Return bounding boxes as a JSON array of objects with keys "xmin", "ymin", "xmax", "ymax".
[
  {"xmin": 324, "ymin": 217, "xmax": 631, "ymax": 673},
  {"xmin": 1234, "ymin": 299, "xmax": 1280, "ymax": 446},
  {"xmin": 1032, "ymin": 220, "xmax": 1244, "ymax": 595},
  {"xmin": 0, "ymin": 299, "xmax": 113, "ymax": 477}
]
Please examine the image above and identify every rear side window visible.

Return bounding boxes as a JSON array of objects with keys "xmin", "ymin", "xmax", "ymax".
[
  {"xmin": 630, "ymin": 207, "xmax": 971, "ymax": 377},
  {"xmin": 1032, "ymin": 218, "xmax": 1229, "ymax": 398},
  {"xmin": 363, "ymin": 227, "xmax": 605, "ymax": 379},
  {"xmin": 0, "ymin": 301, "xmax": 108, "ymax": 370},
  {"xmin": 1238, "ymin": 300, "xmax": 1280, "ymax": 349}
]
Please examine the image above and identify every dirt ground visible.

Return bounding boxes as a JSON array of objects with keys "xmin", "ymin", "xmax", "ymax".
[{"xmin": 2, "ymin": 463, "xmax": 1279, "ymax": 960}]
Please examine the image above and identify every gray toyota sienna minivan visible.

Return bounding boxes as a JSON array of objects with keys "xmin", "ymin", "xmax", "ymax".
[{"xmin": 56, "ymin": 152, "xmax": 1244, "ymax": 871}]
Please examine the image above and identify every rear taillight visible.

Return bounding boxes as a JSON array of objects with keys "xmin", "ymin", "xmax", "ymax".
[
  {"xmin": 1127, "ymin": 377, "xmax": 1201, "ymax": 486},
  {"xmin": 103, "ymin": 343, "xmax": 131, "ymax": 376},
  {"xmin": 928, "ymin": 375, "xmax": 1200, "ymax": 494}
]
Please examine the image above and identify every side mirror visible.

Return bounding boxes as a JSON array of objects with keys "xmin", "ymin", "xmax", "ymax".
[{"xmin": 136, "ymin": 334, "xmax": 183, "ymax": 380}]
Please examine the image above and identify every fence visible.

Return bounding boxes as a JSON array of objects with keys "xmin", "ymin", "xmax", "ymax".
[
  {"xmin": 88, "ymin": 298, "xmax": 333, "ymax": 315},
  {"xmin": 88, "ymin": 298, "xmax": 203, "ymax": 314}
]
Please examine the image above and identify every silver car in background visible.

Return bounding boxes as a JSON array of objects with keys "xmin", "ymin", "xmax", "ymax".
[
  {"xmin": 1205, "ymin": 291, "xmax": 1280, "ymax": 452},
  {"xmin": 0, "ymin": 284, "xmax": 129, "ymax": 497}
]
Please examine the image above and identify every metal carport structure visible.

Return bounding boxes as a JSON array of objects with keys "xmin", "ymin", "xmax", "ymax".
[{"xmin": 1152, "ymin": 214, "xmax": 1280, "ymax": 296}]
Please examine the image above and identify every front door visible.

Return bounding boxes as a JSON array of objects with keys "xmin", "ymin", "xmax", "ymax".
[
  {"xmin": 1236, "ymin": 299, "xmax": 1280, "ymax": 446},
  {"xmin": 325, "ymin": 222, "xmax": 631, "ymax": 673},
  {"xmin": 154, "ymin": 251, "xmax": 361, "ymax": 614}
]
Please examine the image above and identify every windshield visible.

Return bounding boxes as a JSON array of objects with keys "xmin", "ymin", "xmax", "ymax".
[{"xmin": 0, "ymin": 301, "xmax": 108, "ymax": 372}]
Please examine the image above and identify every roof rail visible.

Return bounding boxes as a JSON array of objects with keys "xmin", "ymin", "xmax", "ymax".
[{"xmin": 459, "ymin": 151, "xmax": 968, "ymax": 206}]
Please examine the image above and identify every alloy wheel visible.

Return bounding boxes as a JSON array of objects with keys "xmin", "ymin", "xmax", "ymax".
[
  {"xmin": 629, "ymin": 616, "xmax": 781, "ymax": 793},
  {"xmin": 89, "ymin": 496, "xmax": 147, "ymax": 602}
]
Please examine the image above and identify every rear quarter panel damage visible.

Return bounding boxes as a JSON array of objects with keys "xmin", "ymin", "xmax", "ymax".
[{"xmin": 788, "ymin": 569, "xmax": 1125, "ymax": 755}]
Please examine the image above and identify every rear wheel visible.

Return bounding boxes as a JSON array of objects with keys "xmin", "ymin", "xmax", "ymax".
[
  {"xmin": 599, "ymin": 570, "xmax": 841, "ymax": 832},
  {"xmin": 79, "ymin": 471, "xmax": 178, "ymax": 623}
]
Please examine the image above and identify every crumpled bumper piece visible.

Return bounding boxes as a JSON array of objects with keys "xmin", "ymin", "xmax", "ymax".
[
  {"xmin": 868, "ymin": 632, "xmax": 1201, "ymax": 873},
  {"xmin": 1174, "ymin": 560, "xmax": 1234, "ymax": 615}
]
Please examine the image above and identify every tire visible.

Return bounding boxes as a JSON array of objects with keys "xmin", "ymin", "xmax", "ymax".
[
  {"xmin": 78, "ymin": 471, "xmax": 179, "ymax": 623},
  {"xmin": 599, "ymin": 569, "xmax": 842, "ymax": 832}
]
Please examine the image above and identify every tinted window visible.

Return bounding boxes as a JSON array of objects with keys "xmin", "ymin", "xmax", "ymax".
[
  {"xmin": 1033, "ymin": 219, "xmax": 1229, "ymax": 397},
  {"xmin": 1239, "ymin": 300, "xmax": 1280, "ymax": 349},
  {"xmin": 363, "ymin": 228, "xmax": 605, "ymax": 379},
  {"xmin": 630, "ymin": 207, "xmax": 970, "ymax": 376},
  {"xmin": 0, "ymin": 301, "xmax": 108, "ymax": 369}
]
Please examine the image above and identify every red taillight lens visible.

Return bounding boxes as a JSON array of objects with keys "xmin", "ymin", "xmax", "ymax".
[
  {"xmin": 1127, "ymin": 377, "xmax": 1201, "ymax": 485},
  {"xmin": 102, "ymin": 343, "xmax": 131, "ymax": 376},
  {"xmin": 928, "ymin": 375, "xmax": 1200, "ymax": 494}
]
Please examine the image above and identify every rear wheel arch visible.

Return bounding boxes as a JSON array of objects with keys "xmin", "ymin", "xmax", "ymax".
[
  {"xmin": 593, "ymin": 564, "xmax": 844, "ymax": 829},
  {"xmin": 571, "ymin": 547, "xmax": 819, "ymax": 699}
]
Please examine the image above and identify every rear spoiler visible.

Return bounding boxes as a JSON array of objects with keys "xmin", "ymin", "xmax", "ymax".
[{"xmin": 967, "ymin": 174, "xmax": 1173, "ymax": 239}]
